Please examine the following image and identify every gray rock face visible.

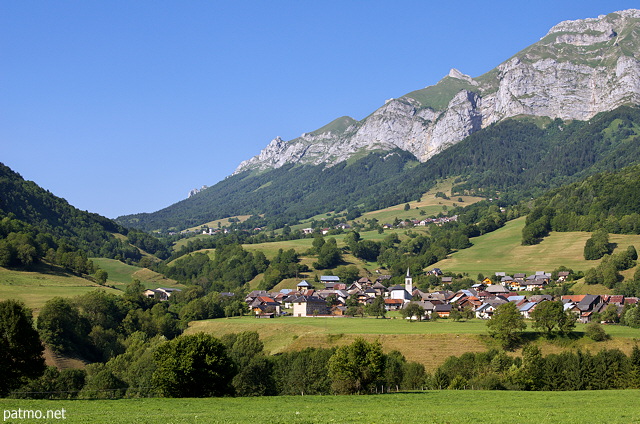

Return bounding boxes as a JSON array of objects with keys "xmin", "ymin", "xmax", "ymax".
[{"xmin": 235, "ymin": 9, "xmax": 640, "ymax": 174}]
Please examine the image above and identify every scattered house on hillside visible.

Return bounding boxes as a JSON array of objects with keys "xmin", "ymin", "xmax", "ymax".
[
  {"xmin": 143, "ymin": 287, "xmax": 182, "ymax": 301},
  {"xmin": 320, "ymin": 275, "xmax": 340, "ymax": 285},
  {"xmin": 441, "ymin": 276, "xmax": 453, "ymax": 284},
  {"xmin": 427, "ymin": 268, "xmax": 443, "ymax": 276},
  {"xmin": 302, "ymin": 228, "xmax": 314, "ymax": 235}
]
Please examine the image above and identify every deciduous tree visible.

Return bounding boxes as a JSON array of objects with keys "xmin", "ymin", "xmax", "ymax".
[
  {"xmin": 486, "ymin": 302, "xmax": 526, "ymax": 349},
  {"xmin": 0, "ymin": 300, "xmax": 45, "ymax": 396}
]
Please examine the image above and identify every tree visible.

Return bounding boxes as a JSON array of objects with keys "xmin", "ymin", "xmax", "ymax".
[
  {"xmin": 404, "ymin": 203, "xmax": 411, "ymax": 211},
  {"xmin": 37, "ymin": 297, "xmax": 93, "ymax": 358},
  {"xmin": 625, "ymin": 305, "xmax": 640, "ymax": 328},
  {"xmin": 365, "ymin": 296, "xmax": 387, "ymax": 319},
  {"xmin": 400, "ymin": 303, "xmax": 425, "ymax": 321},
  {"xmin": 531, "ymin": 301, "xmax": 575, "ymax": 336},
  {"xmin": 94, "ymin": 269, "xmax": 108, "ymax": 285},
  {"xmin": 600, "ymin": 304, "xmax": 620, "ymax": 323},
  {"xmin": 334, "ymin": 265, "xmax": 360, "ymax": 284},
  {"xmin": 585, "ymin": 323, "xmax": 609, "ymax": 341},
  {"xmin": 0, "ymin": 300, "xmax": 45, "ymax": 396},
  {"xmin": 584, "ymin": 229, "xmax": 612, "ymax": 260},
  {"xmin": 152, "ymin": 333, "xmax": 235, "ymax": 397},
  {"xmin": 313, "ymin": 238, "xmax": 342, "ymax": 269},
  {"xmin": 486, "ymin": 302, "xmax": 526, "ymax": 349},
  {"xmin": 449, "ymin": 308, "xmax": 463, "ymax": 322},
  {"xmin": 328, "ymin": 338, "xmax": 385, "ymax": 394}
]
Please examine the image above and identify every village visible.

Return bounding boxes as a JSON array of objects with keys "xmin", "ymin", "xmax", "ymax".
[{"xmin": 145, "ymin": 268, "xmax": 633, "ymax": 324}]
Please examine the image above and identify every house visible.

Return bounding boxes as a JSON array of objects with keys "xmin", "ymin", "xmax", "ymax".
[
  {"xmin": 320, "ymin": 276, "xmax": 340, "ymax": 284},
  {"xmin": 472, "ymin": 283, "xmax": 486, "ymax": 291},
  {"xmin": 384, "ymin": 298, "xmax": 405, "ymax": 311},
  {"xmin": 364, "ymin": 288, "xmax": 378, "ymax": 298},
  {"xmin": 523, "ymin": 279, "xmax": 546, "ymax": 291},
  {"xmin": 302, "ymin": 228, "xmax": 314, "ymax": 235},
  {"xmin": 291, "ymin": 295, "xmax": 330, "ymax": 317},
  {"xmin": 506, "ymin": 278, "xmax": 525, "ymax": 291},
  {"xmin": 434, "ymin": 304, "xmax": 452, "ymax": 318},
  {"xmin": 371, "ymin": 282, "xmax": 387, "ymax": 296},
  {"xmin": 143, "ymin": 287, "xmax": 182, "ymax": 301},
  {"xmin": 486, "ymin": 284, "xmax": 510, "ymax": 295},
  {"xmin": 476, "ymin": 303, "xmax": 497, "ymax": 319},
  {"xmin": 518, "ymin": 301, "xmax": 538, "ymax": 319},
  {"xmin": 401, "ymin": 301, "xmax": 428, "ymax": 319},
  {"xmin": 331, "ymin": 305, "xmax": 347, "ymax": 316},
  {"xmin": 441, "ymin": 276, "xmax": 453, "ymax": 284},
  {"xmin": 251, "ymin": 296, "xmax": 281, "ymax": 315},
  {"xmin": 297, "ymin": 280, "xmax": 313, "ymax": 292},
  {"xmin": 427, "ymin": 268, "xmax": 443, "ymax": 276}
]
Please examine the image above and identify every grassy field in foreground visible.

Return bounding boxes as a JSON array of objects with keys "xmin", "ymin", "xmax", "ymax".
[
  {"xmin": 0, "ymin": 264, "xmax": 121, "ymax": 313},
  {"xmin": 431, "ymin": 217, "xmax": 640, "ymax": 276},
  {"xmin": 187, "ymin": 316, "xmax": 640, "ymax": 371},
  {"xmin": 2, "ymin": 391, "xmax": 639, "ymax": 423}
]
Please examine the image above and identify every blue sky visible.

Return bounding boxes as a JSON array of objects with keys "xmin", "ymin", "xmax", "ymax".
[{"xmin": 1, "ymin": 1, "xmax": 637, "ymax": 219}]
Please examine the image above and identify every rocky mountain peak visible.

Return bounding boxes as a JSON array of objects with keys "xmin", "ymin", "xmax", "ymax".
[{"xmin": 234, "ymin": 9, "xmax": 640, "ymax": 175}]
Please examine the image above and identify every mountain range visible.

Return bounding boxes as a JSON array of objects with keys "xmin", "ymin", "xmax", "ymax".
[
  {"xmin": 113, "ymin": 9, "xmax": 640, "ymax": 232},
  {"xmin": 235, "ymin": 9, "xmax": 640, "ymax": 173}
]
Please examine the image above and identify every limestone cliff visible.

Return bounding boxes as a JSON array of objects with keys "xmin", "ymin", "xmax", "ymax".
[{"xmin": 235, "ymin": 9, "xmax": 640, "ymax": 173}]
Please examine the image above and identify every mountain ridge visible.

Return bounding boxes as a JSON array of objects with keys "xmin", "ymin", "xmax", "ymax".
[{"xmin": 234, "ymin": 9, "xmax": 640, "ymax": 174}]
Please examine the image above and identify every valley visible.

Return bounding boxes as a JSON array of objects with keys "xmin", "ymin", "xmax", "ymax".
[{"xmin": 3, "ymin": 8, "xmax": 640, "ymax": 417}]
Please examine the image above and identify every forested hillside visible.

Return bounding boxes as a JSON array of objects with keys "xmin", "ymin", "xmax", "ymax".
[
  {"xmin": 0, "ymin": 164, "xmax": 153, "ymax": 268},
  {"xmin": 118, "ymin": 106, "xmax": 640, "ymax": 232},
  {"xmin": 521, "ymin": 163, "xmax": 640, "ymax": 245}
]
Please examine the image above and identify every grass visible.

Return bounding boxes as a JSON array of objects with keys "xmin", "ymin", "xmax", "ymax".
[
  {"xmin": 0, "ymin": 264, "xmax": 122, "ymax": 313},
  {"xmin": 2, "ymin": 391, "xmax": 640, "ymax": 423},
  {"xmin": 353, "ymin": 179, "xmax": 483, "ymax": 225},
  {"xmin": 186, "ymin": 316, "xmax": 640, "ymax": 371},
  {"xmin": 90, "ymin": 258, "xmax": 182, "ymax": 290},
  {"xmin": 431, "ymin": 217, "xmax": 640, "ymax": 276}
]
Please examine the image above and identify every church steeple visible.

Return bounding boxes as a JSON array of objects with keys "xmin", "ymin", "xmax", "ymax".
[{"xmin": 404, "ymin": 268, "xmax": 412, "ymax": 296}]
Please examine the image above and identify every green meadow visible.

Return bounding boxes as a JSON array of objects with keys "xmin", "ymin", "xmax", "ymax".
[
  {"xmin": 0, "ymin": 264, "xmax": 121, "ymax": 313},
  {"xmin": 431, "ymin": 217, "xmax": 640, "ymax": 276},
  {"xmin": 1, "ymin": 390, "xmax": 639, "ymax": 423},
  {"xmin": 0, "ymin": 259, "xmax": 183, "ymax": 314},
  {"xmin": 187, "ymin": 316, "xmax": 640, "ymax": 371},
  {"xmin": 90, "ymin": 258, "xmax": 182, "ymax": 290}
]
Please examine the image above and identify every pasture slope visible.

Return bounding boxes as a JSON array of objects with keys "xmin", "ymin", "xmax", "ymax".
[
  {"xmin": 1, "ymin": 391, "xmax": 639, "ymax": 423},
  {"xmin": 0, "ymin": 264, "xmax": 120, "ymax": 314},
  {"xmin": 431, "ymin": 217, "xmax": 640, "ymax": 277}
]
